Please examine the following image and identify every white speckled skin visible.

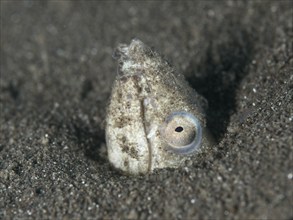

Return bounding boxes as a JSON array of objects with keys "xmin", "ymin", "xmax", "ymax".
[{"xmin": 106, "ymin": 39, "xmax": 213, "ymax": 174}]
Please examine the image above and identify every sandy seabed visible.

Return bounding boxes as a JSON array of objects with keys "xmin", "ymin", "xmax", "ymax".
[{"xmin": 1, "ymin": 1, "xmax": 292, "ymax": 219}]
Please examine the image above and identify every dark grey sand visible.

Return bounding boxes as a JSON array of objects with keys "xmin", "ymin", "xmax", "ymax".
[{"xmin": 1, "ymin": 1, "xmax": 292, "ymax": 219}]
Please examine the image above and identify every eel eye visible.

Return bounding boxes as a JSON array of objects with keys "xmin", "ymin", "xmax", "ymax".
[{"xmin": 160, "ymin": 111, "xmax": 202, "ymax": 154}]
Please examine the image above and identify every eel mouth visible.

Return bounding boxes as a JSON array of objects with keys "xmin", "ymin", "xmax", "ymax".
[
  {"xmin": 113, "ymin": 39, "xmax": 155, "ymax": 173},
  {"xmin": 139, "ymin": 99, "xmax": 152, "ymax": 173}
]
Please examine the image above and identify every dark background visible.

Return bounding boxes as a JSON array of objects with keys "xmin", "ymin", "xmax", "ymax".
[{"xmin": 1, "ymin": 1, "xmax": 292, "ymax": 219}]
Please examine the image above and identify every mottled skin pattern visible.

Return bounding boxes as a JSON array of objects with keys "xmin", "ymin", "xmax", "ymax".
[{"xmin": 106, "ymin": 39, "xmax": 212, "ymax": 174}]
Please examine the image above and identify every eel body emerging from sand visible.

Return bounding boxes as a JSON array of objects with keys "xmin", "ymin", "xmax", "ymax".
[{"xmin": 106, "ymin": 39, "xmax": 213, "ymax": 174}]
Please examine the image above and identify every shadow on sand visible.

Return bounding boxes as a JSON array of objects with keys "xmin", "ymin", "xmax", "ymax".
[{"xmin": 186, "ymin": 25, "xmax": 255, "ymax": 142}]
